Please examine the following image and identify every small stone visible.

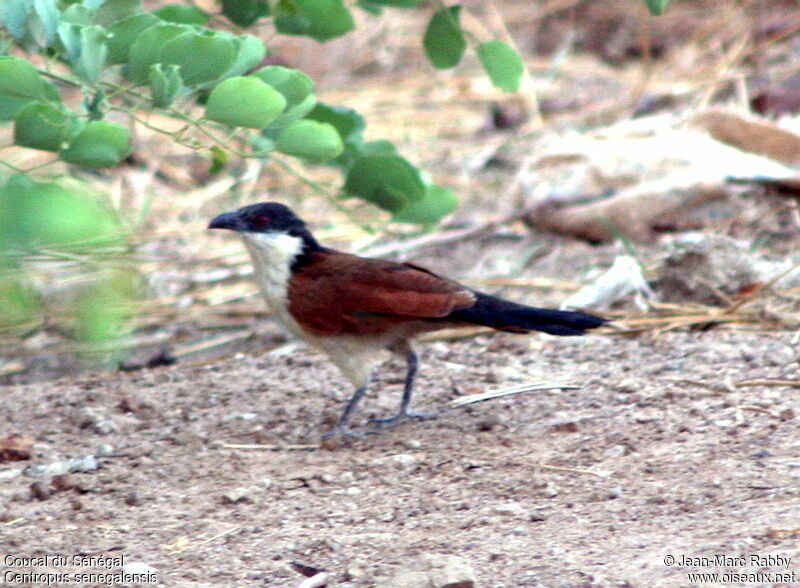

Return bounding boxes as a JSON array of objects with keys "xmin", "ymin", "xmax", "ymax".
[
  {"xmin": 69, "ymin": 497, "xmax": 84, "ymax": 510},
  {"xmin": 124, "ymin": 491, "xmax": 140, "ymax": 506},
  {"xmin": 221, "ymin": 487, "xmax": 251, "ymax": 504},
  {"xmin": 96, "ymin": 444, "xmax": 114, "ymax": 457},
  {"xmin": 399, "ymin": 439, "xmax": 422, "ymax": 450},
  {"xmin": 0, "ymin": 507, "xmax": 19, "ymax": 522},
  {"xmin": 541, "ymin": 482, "xmax": 559, "ymax": 498},
  {"xmin": 338, "ymin": 471, "xmax": 356, "ymax": 485},
  {"xmin": 385, "ymin": 554, "xmax": 475, "ymax": 588},
  {"xmin": 30, "ymin": 481, "xmax": 51, "ymax": 501},
  {"xmin": 69, "ymin": 455, "xmax": 99, "ymax": 473},
  {"xmin": 552, "ymin": 421, "xmax": 579, "ymax": 433},
  {"xmin": 51, "ymin": 474, "xmax": 76, "ymax": 491},
  {"xmin": 0, "ymin": 469, "xmax": 21, "ymax": 481},
  {"xmin": 345, "ymin": 487, "xmax": 361, "ymax": 496},
  {"xmin": 604, "ymin": 444, "xmax": 626, "ymax": 458},
  {"xmin": 493, "ymin": 502, "xmax": 526, "ymax": 516},
  {"xmin": 607, "ymin": 486, "xmax": 623, "ymax": 499},
  {"xmin": 372, "ymin": 454, "xmax": 418, "ymax": 471},
  {"xmin": 779, "ymin": 408, "xmax": 796, "ymax": 421},
  {"xmin": 616, "ymin": 378, "xmax": 638, "ymax": 393},
  {"xmin": 529, "ymin": 510, "xmax": 547, "ymax": 522}
]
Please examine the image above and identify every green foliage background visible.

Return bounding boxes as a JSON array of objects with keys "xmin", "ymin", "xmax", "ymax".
[{"xmin": 0, "ymin": 0, "xmax": 661, "ymax": 357}]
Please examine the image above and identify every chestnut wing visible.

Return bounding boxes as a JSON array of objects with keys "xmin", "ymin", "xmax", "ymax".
[{"xmin": 288, "ymin": 252, "xmax": 475, "ymax": 335}]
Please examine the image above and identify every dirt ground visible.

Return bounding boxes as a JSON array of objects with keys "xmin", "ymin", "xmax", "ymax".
[{"xmin": 4, "ymin": 236, "xmax": 800, "ymax": 587}]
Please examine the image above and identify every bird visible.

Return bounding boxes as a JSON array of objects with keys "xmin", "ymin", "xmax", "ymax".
[{"xmin": 208, "ymin": 202, "xmax": 606, "ymax": 439}]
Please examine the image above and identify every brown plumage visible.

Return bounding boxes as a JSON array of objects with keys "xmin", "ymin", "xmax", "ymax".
[{"xmin": 288, "ymin": 251, "xmax": 476, "ymax": 336}]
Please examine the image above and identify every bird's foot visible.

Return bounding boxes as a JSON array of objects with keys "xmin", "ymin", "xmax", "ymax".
[
  {"xmin": 368, "ymin": 408, "xmax": 441, "ymax": 428},
  {"xmin": 321, "ymin": 425, "xmax": 367, "ymax": 440}
]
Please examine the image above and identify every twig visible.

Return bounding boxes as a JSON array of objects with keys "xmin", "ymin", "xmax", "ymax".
[
  {"xmin": 449, "ymin": 382, "xmax": 580, "ymax": 406},
  {"xmin": 736, "ymin": 378, "xmax": 800, "ymax": 388},
  {"xmin": 531, "ymin": 463, "xmax": 606, "ymax": 477},
  {"xmin": 220, "ymin": 443, "xmax": 319, "ymax": 451},
  {"xmin": 359, "ymin": 208, "xmax": 531, "ymax": 259}
]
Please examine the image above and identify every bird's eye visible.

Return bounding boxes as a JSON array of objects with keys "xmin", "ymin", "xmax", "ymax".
[{"xmin": 253, "ymin": 214, "xmax": 270, "ymax": 228}]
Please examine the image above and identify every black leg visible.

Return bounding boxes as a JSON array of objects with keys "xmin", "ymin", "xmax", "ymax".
[
  {"xmin": 370, "ymin": 351, "xmax": 440, "ymax": 427},
  {"xmin": 322, "ymin": 385, "xmax": 370, "ymax": 439}
]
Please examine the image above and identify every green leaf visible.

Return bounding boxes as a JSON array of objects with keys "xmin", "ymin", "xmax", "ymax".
[
  {"xmin": 251, "ymin": 65, "xmax": 316, "ymax": 127},
  {"xmin": 106, "ymin": 12, "xmax": 159, "ymax": 64},
  {"xmin": 0, "ymin": 56, "xmax": 60, "ymax": 120},
  {"xmin": 275, "ymin": 120, "xmax": 343, "ymax": 162},
  {"xmin": 362, "ymin": 139, "xmax": 396, "ymax": 156},
  {"xmin": 644, "ymin": 0, "xmax": 669, "ymax": 15},
  {"xmin": 205, "ymin": 76, "xmax": 286, "ymax": 128},
  {"xmin": 93, "ymin": 0, "xmax": 140, "ymax": 26},
  {"xmin": 14, "ymin": 102, "xmax": 80, "ymax": 152},
  {"xmin": 477, "ymin": 40, "xmax": 523, "ymax": 93},
  {"xmin": 74, "ymin": 269, "xmax": 135, "ymax": 346},
  {"xmin": 343, "ymin": 155, "xmax": 425, "ymax": 212},
  {"xmin": 274, "ymin": 0, "xmax": 354, "ymax": 42},
  {"xmin": 57, "ymin": 22, "xmax": 82, "ymax": 60},
  {"xmin": 209, "ymin": 145, "xmax": 228, "ymax": 175},
  {"xmin": 161, "ymin": 31, "xmax": 237, "ymax": 86},
  {"xmin": 305, "ymin": 102, "xmax": 364, "ymax": 167},
  {"xmin": 126, "ymin": 23, "xmax": 188, "ymax": 84},
  {"xmin": 153, "ymin": 4, "xmax": 209, "ymax": 25},
  {"xmin": 0, "ymin": 178, "xmax": 122, "ymax": 249},
  {"xmin": 0, "ymin": 267, "xmax": 40, "ymax": 329},
  {"xmin": 148, "ymin": 63, "xmax": 183, "ymax": 108},
  {"xmin": 364, "ymin": 0, "xmax": 418, "ymax": 6},
  {"xmin": 60, "ymin": 120, "xmax": 132, "ymax": 168},
  {"xmin": 61, "ymin": 4, "xmax": 92, "ymax": 25},
  {"xmin": 0, "ymin": 0, "xmax": 34, "ymax": 40},
  {"xmin": 392, "ymin": 183, "xmax": 457, "ymax": 224},
  {"xmin": 33, "ymin": 0, "xmax": 60, "ymax": 46},
  {"xmin": 355, "ymin": 0, "xmax": 383, "ymax": 15},
  {"xmin": 223, "ymin": 33, "xmax": 267, "ymax": 77},
  {"xmin": 220, "ymin": 0, "xmax": 270, "ymax": 27},
  {"xmin": 73, "ymin": 25, "xmax": 109, "ymax": 85},
  {"xmin": 423, "ymin": 6, "xmax": 465, "ymax": 69}
]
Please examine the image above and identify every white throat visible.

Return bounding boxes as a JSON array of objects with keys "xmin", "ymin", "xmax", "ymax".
[{"xmin": 240, "ymin": 231, "xmax": 304, "ymax": 308}]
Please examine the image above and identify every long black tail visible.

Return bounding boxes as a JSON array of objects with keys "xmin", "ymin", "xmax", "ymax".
[{"xmin": 448, "ymin": 292, "xmax": 607, "ymax": 336}]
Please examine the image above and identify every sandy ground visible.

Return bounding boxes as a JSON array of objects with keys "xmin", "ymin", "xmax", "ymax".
[{"xmin": 3, "ymin": 316, "xmax": 800, "ymax": 586}]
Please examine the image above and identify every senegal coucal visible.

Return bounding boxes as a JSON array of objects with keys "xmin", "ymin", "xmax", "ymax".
[{"xmin": 209, "ymin": 202, "xmax": 606, "ymax": 438}]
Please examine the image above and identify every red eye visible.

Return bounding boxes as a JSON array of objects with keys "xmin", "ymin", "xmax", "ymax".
[{"xmin": 253, "ymin": 214, "xmax": 270, "ymax": 227}]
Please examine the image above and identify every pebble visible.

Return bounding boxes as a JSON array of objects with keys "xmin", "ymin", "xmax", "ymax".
[
  {"xmin": 30, "ymin": 481, "xmax": 51, "ymax": 501},
  {"xmin": 493, "ymin": 502, "xmax": 526, "ymax": 516},
  {"xmin": 96, "ymin": 444, "xmax": 115, "ymax": 457},
  {"xmin": 372, "ymin": 453, "xmax": 418, "ymax": 471},
  {"xmin": 385, "ymin": 553, "xmax": 476, "ymax": 588},
  {"xmin": 51, "ymin": 474, "xmax": 76, "ymax": 491},
  {"xmin": 124, "ymin": 491, "xmax": 140, "ymax": 506},
  {"xmin": 221, "ymin": 487, "xmax": 252, "ymax": 504},
  {"xmin": 541, "ymin": 482, "xmax": 559, "ymax": 498}
]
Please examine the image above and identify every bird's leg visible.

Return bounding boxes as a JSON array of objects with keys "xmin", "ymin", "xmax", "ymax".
[
  {"xmin": 370, "ymin": 350, "xmax": 440, "ymax": 427},
  {"xmin": 322, "ymin": 384, "xmax": 371, "ymax": 439}
]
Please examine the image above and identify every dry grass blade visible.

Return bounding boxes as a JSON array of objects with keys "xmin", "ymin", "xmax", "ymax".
[
  {"xmin": 220, "ymin": 443, "xmax": 319, "ymax": 451},
  {"xmin": 736, "ymin": 378, "xmax": 800, "ymax": 388},
  {"xmin": 449, "ymin": 382, "xmax": 580, "ymax": 406},
  {"xmin": 530, "ymin": 463, "xmax": 608, "ymax": 477}
]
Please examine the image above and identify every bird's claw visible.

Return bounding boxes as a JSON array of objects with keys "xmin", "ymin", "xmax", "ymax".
[{"xmin": 369, "ymin": 408, "xmax": 441, "ymax": 428}]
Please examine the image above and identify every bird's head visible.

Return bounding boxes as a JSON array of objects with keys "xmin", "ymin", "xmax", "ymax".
[
  {"xmin": 208, "ymin": 202, "xmax": 321, "ymax": 268},
  {"xmin": 208, "ymin": 202, "xmax": 308, "ymax": 236}
]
